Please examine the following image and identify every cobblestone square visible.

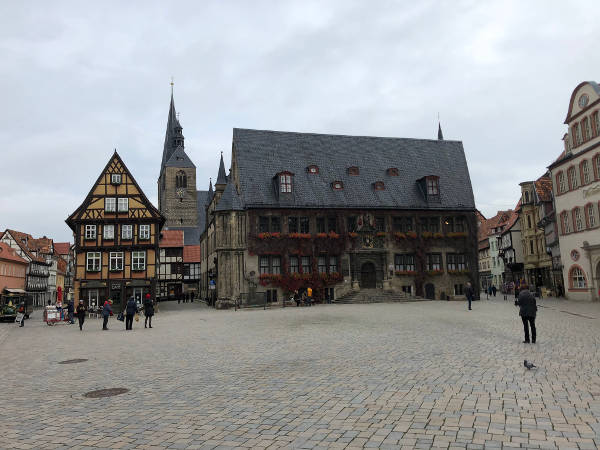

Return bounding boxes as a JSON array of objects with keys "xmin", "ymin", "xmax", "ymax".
[{"xmin": 2, "ymin": 298, "xmax": 600, "ymax": 449}]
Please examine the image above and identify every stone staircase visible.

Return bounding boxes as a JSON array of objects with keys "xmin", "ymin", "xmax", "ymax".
[{"xmin": 333, "ymin": 288, "xmax": 426, "ymax": 304}]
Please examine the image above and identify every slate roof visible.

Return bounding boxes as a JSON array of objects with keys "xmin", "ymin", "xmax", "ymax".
[
  {"xmin": 216, "ymin": 153, "xmax": 227, "ymax": 185},
  {"xmin": 164, "ymin": 145, "xmax": 195, "ymax": 168},
  {"xmin": 196, "ymin": 190, "xmax": 209, "ymax": 231},
  {"xmin": 159, "ymin": 230, "xmax": 184, "ymax": 248},
  {"xmin": 183, "ymin": 245, "xmax": 201, "ymax": 263},
  {"xmin": 161, "ymin": 93, "xmax": 184, "ymax": 169},
  {"xmin": 165, "ymin": 226, "xmax": 201, "ymax": 246},
  {"xmin": 232, "ymin": 128, "xmax": 475, "ymax": 210},
  {"xmin": 215, "ymin": 180, "xmax": 244, "ymax": 212}
]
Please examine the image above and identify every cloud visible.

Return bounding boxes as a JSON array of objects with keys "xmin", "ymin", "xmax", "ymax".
[{"xmin": 1, "ymin": 0, "xmax": 599, "ymax": 239}]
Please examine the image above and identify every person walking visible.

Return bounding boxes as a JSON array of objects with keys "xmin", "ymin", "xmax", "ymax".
[
  {"xmin": 293, "ymin": 290, "xmax": 300, "ymax": 307},
  {"xmin": 102, "ymin": 299, "xmax": 113, "ymax": 330},
  {"xmin": 465, "ymin": 282, "xmax": 474, "ymax": 310},
  {"xmin": 125, "ymin": 296, "xmax": 138, "ymax": 331},
  {"xmin": 515, "ymin": 283, "xmax": 537, "ymax": 343},
  {"xmin": 76, "ymin": 300, "xmax": 87, "ymax": 331},
  {"xmin": 492, "ymin": 285, "xmax": 497, "ymax": 297},
  {"xmin": 143, "ymin": 293, "xmax": 154, "ymax": 328}
]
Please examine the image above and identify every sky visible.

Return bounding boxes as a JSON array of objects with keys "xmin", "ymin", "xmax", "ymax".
[{"xmin": 1, "ymin": 0, "xmax": 599, "ymax": 242}]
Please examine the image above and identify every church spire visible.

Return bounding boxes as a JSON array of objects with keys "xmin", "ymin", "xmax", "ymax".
[
  {"xmin": 161, "ymin": 82, "xmax": 185, "ymax": 170},
  {"xmin": 437, "ymin": 121, "xmax": 444, "ymax": 141},
  {"xmin": 216, "ymin": 151, "xmax": 227, "ymax": 186}
]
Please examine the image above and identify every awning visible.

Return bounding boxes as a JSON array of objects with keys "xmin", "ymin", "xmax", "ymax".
[
  {"xmin": 127, "ymin": 280, "xmax": 150, "ymax": 287},
  {"xmin": 4, "ymin": 288, "xmax": 27, "ymax": 294}
]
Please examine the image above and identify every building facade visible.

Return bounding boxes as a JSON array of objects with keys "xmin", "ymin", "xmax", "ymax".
[
  {"xmin": 549, "ymin": 81, "xmax": 600, "ymax": 301},
  {"xmin": 0, "ymin": 242, "xmax": 28, "ymax": 292},
  {"xmin": 66, "ymin": 151, "xmax": 164, "ymax": 308},
  {"xmin": 498, "ymin": 206, "xmax": 524, "ymax": 286},
  {"xmin": 200, "ymin": 128, "xmax": 479, "ymax": 307},
  {"xmin": 157, "ymin": 230, "xmax": 184, "ymax": 300}
]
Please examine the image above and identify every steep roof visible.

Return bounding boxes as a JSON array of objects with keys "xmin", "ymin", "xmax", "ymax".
[
  {"xmin": 215, "ymin": 180, "xmax": 244, "ymax": 212},
  {"xmin": 196, "ymin": 190, "xmax": 209, "ymax": 231},
  {"xmin": 232, "ymin": 128, "xmax": 475, "ymax": 210},
  {"xmin": 0, "ymin": 242, "xmax": 28, "ymax": 264},
  {"xmin": 165, "ymin": 227, "xmax": 201, "ymax": 246},
  {"xmin": 216, "ymin": 153, "xmax": 227, "ymax": 185},
  {"xmin": 53, "ymin": 242, "xmax": 71, "ymax": 256},
  {"xmin": 535, "ymin": 176, "xmax": 553, "ymax": 202},
  {"xmin": 3, "ymin": 229, "xmax": 49, "ymax": 263},
  {"xmin": 502, "ymin": 201, "xmax": 521, "ymax": 233},
  {"xmin": 159, "ymin": 230, "xmax": 184, "ymax": 248},
  {"xmin": 161, "ymin": 92, "xmax": 184, "ymax": 169},
  {"xmin": 183, "ymin": 245, "xmax": 201, "ymax": 263},
  {"xmin": 164, "ymin": 145, "xmax": 195, "ymax": 168}
]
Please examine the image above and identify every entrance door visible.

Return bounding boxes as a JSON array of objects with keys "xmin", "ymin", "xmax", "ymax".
[
  {"xmin": 87, "ymin": 289, "xmax": 99, "ymax": 309},
  {"xmin": 425, "ymin": 283, "xmax": 435, "ymax": 300},
  {"xmin": 360, "ymin": 262, "xmax": 376, "ymax": 288}
]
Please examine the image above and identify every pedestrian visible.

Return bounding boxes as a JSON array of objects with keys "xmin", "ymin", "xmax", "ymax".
[
  {"xmin": 515, "ymin": 283, "xmax": 537, "ymax": 343},
  {"xmin": 465, "ymin": 282, "xmax": 474, "ymax": 310},
  {"xmin": 76, "ymin": 300, "xmax": 87, "ymax": 331},
  {"xmin": 67, "ymin": 299, "xmax": 75, "ymax": 324},
  {"xmin": 191, "ymin": 291, "xmax": 195, "ymax": 303},
  {"xmin": 143, "ymin": 293, "xmax": 154, "ymax": 328},
  {"xmin": 307, "ymin": 286, "xmax": 313, "ymax": 307},
  {"xmin": 125, "ymin": 296, "xmax": 138, "ymax": 330},
  {"xmin": 293, "ymin": 290, "xmax": 300, "ymax": 307},
  {"xmin": 102, "ymin": 299, "xmax": 113, "ymax": 330},
  {"xmin": 492, "ymin": 285, "xmax": 497, "ymax": 297}
]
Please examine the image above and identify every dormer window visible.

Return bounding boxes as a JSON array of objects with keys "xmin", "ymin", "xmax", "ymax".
[
  {"xmin": 307, "ymin": 165, "xmax": 319, "ymax": 174},
  {"xmin": 348, "ymin": 166, "xmax": 359, "ymax": 176},
  {"xmin": 279, "ymin": 172, "xmax": 292, "ymax": 193},
  {"xmin": 111, "ymin": 174, "xmax": 122, "ymax": 185},
  {"xmin": 374, "ymin": 181, "xmax": 385, "ymax": 191},
  {"xmin": 332, "ymin": 181, "xmax": 344, "ymax": 190},
  {"xmin": 387, "ymin": 168, "xmax": 399, "ymax": 176},
  {"xmin": 426, "ymin": 176, "xmax": 439, "ymax": 196}
]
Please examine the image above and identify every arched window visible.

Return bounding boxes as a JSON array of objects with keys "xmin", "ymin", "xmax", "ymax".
[
  {"xmin": 573, "ymin": 207, "xmax": 584, "ymax": 232},
  {"xmin": 556, "ymin": 171, "xmax": 566, "ymax": 194},
  {"xmin": 582, "ymin": 117, "xmax": 591, "ymax": 141},
  {"xmin": 374, "ymin": 181, "xmax": 385, "ymax": 191},
  {"xmin": 593, "ymin": 111, "xmax": 600, "ymax": 137},
  {"xmin": 569, "ymin": 266, "xmax": 587, "ymax": 289},
  {"xmin": 176, "ymin": 171, "xmax": 187, "ymax": 188},
  {"xmin": 573, "ymin": 124, "xmax": 582, "ymax": 146},
  {"xmin": 560, "ymin": 211, "xmax": 571, "ymax": 234},
  {"xmin": 567, "ymin": 166, "xmax": 578, "ymax": 190},
  {"xmin": 524, "ymin": 191, "xmax": 529, "ymax": 203},
  {"xmin": 581, "ymin": 160, "xmax": 591, "ymax": 185},
  {"xmin": 594, "ymin": 154, "xmax": 600, "ymax": 180},
  {"xmin": 307, "ymin": 165, "xmax": 319, "ymax": 174},
  {"xmin": 585, "ymin": 203, "xmax": 597, "ymax": 228},
  {"xmin": 279, "ymin": 172, "xmax": 292, "ymax": 193}
]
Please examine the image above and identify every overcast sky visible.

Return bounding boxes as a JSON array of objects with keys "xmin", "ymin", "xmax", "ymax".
[{"xmin": 1, "ymin": 1, "xmax": 598, "ymax": 242}]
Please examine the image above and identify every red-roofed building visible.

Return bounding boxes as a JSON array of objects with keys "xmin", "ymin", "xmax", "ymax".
[
  {"xmin": 157, "ymin": 230, "xmax": 185, "ymax": 300},
  {"xmin": 183, "ymin": 245, "xmax": 201, "ymax": 298},
  {"xmin": 0, "ymin": 242, "xmax": 28, "ymax": 292}
]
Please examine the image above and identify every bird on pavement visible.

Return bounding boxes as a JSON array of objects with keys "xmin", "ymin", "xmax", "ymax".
[{"xmin": 524, "ymin": 360, "xmax": 536, "ymax": 370}]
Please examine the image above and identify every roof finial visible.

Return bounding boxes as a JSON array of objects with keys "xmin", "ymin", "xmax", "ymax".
[
  {"xmin": 170, "ymin": 77, "xmax": 174, "ymax": 95},
  {"xmin": 437, "ymin": 114, "xmax": 444, "ymax": 141}
]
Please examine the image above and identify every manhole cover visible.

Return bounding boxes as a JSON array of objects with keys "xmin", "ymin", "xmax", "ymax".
[
  {"xmin": 84, "ymin": 388, "xmax": 129, "ymax": 398},
  {"xmin": 58, "ymin": 358, "xmax": 88, "ymax": 364}
]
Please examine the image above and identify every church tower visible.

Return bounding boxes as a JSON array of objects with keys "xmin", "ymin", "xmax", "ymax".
[{"xmin": 158, "ymin": 87, "xmax": 198, "ymax": 228}]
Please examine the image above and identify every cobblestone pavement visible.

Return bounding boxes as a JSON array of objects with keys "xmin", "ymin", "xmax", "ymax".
[{"xmin": 2, "ymin": 297, "xmax": 600, "ymax": 449}]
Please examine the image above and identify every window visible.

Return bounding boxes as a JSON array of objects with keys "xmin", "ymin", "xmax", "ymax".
[
  {"xmin": 574, "ymin": 208, "xmax": 584, "ymax": 231},
  {"xmin": 272, "ymin": 256, "xmax": 281, "ymax": 275},
  {"xmin": 288, "ymin": 217, "xmax": 298, "ymax": 233},
  {"xmin": 557, "ymin": 171, "xmax": 567, "ymax": 193},
  {"xmin": 393, "ymin": 217, "xmax": 413, "ymax": 232},
  {"xmin": 375, "ymin": 216, "xmax": 385, "ymax": 232},
  {"xmin": 582, "ymin": 118, "xmax": 591, "ymax": 141},
  {"xmin": 103, "ymin": 224, "xmax": 114, "ymax": 240},
  {"xmin": 594, "ymin": 112, "xmax": 600, "ymax": 137},
  {"xmin": 132, "ymin": 251, "xmax": 145, "ymax": 271},
  {"xmin": 164, "ymin": 248, "xmax": 181, "ymax": 258},
  {"xmin": 445, "ymin": 216, "xmax": 465, "ymax": 232},
  {"xmin": 109, "ymin": 252, "xmax": 124, "ymax": 271},
  {"xmin": 346, "ymin": 216, "xmax": 357, "ymax": 232},
  {"xmin": 118, "ymin": 198, "xmax": 129, "ymax": 212},
  {"xmin": 530, "ymin": 240, "xmax": 534, "ymax": 255},
  {"xmin": 454, "ymin": 284, "xmax": 464, "ymax": 295},
  {"xmin": 259, "ymin": 256, "xmax": 269, "ymax": 274},
  {"xmin": 289, "ymin": 256, "xmax": 299, "ymax": 274},
  {"xmin": 139, "ymin": 224, "xmax": 150, "ymax": 240},
  {"xmin": 574, "ymin": 124, "xmax": 582, "ymax": 146},
  {"xmin": 329, "ymin": 256, "xmax": 338, "ymax": 273},
  {"xmin": 527, "ymin": 215, "xmax": 532, "ymax": 229},
  {"xmin": 561, "ymin": 211, "xmax": 571, "ymax": 234},
  {"xmin": 581, "ymin": 160, "xmax": 591, "ymax": 185},
  {"xmin": 327, "ymin": 217, "xmax": 337, "ymax": 233},
  {"xmin": 300, "ymin": 217, "xmax": 310, "ymax": 234},
  {"xmin": 524, "ymin": 191, "xmax": 530, "ymax": 203},
  {"xmin": 420, "ymin": 217, "xmax": 439, "ymax": 233},
  {"xmin": 570, "ymin": 266, "xmax": 587, "ymax": 289},
  {"xmin": 387, "ymin": 168, "xmax": 399, "ymax": 176},
  {"xmin": 176, "ymin": 170, "xmax": 187, "ymax": 188},
  {"xmin": 348, "ymin": 166, "xmax": 359, "ymax": 175},
  {"xmin": 394, "ymin": 254, "xmax": 415, "ymax": 272},
  {"xmin": 595, "ymin": 154, "xmax": 600, "ymax": 179},
  {"xmin": 427, "ymin": 177, "xmax": 439, "ymax": 195},
  {"xmin": 318, "ymin": 256, "xmax": 327, "ymax": 273},
  {"xmin": 332, "ymin": 181, "xmax": 343, "ymax": 190},
  {"xmin": 280, "ymin": 173, "xmax": 292, "ymax": 193},
  {"xmin": 86, "ymin": 252, "xmax": 101, "ymax": 271},
  {"xmin": 447, "ymin": 254, "xmax": 466, "ymax": 271},
  {"xmin": 105, "ymin": 197, "xmax": 116, "ymax": 212},
  {"xmin": 427, "ymin": 254, "xmax": 442, "ymax": 271},
  {"xmin": 307, "ymin": 165, "xmax": 319, "ymax": 174},
  {"xmin": 270, "ymin": 216, "xmax": 281, "ymax": 233},
  {"xmin": 122, "ymin": 224, "xmax": 133, "ymax": 240},
  {"xmin": 374, "ymin": 181, "xmax": 385, "ymax": 191},
  {"xmin": 301, "ymin": 256, "xmax": 311, "ymax": 273},
  {"xmin": 316, "ymin": 217, "xmax": 326, "ymax": 233},
  {"xmin": 111, "ymin": 173, "xmax": 121, "ymax": 185},
  {"xmin": 259, "ymin": 216, "xmax": 269, "ymax": 233},
  {"xmin": 85, "ymin": 225, "xmax": 96, "ymax": 240},
  {"xmin": 586, "ymin": 204, "xmax": 596, "ymax": 228},
  {"xmin": 568, "ymin": 166, "xmax": 578, "ymax": 189}
]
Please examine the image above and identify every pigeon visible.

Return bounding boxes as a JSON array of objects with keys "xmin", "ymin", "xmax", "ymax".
[{"xmin": 524, "ymin": 360, "xmax": 536, "ymax": 370}]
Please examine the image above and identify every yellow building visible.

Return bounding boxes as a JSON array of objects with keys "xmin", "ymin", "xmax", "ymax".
[{"xmin": 66, "ymin": 151, "xmax": 164, "ymax": 309}]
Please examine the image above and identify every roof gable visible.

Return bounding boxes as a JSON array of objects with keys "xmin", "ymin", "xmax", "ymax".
[{"xmin": 564, "ymin": 81, "xmax": 600, "ymax": 124}]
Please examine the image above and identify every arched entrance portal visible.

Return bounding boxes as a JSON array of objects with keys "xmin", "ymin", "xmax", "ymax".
[{"xmin": 360, "ymin": 262, "xmax": 376, "ymax": 288}]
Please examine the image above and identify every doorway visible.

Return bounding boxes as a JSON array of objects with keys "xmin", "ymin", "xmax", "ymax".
[
  {"xmin": 87, "ymin": 289, "xmax": 99, "ymax": 309},
  {"xmin": 425, "ymin": 283, "xmax": 435, "ymax": 299},
  {"xmin": 360, "ymin": 262, "xmax": 376, "ymax": 288}
]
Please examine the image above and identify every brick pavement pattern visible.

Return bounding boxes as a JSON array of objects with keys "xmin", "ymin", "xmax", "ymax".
[{"xmin": 1, "ymin": 298, "xmax": 600, "ymax": 449}]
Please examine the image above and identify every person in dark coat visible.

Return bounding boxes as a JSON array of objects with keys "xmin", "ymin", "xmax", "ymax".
[
  {"xmin": 465, "ymin": 282, "xmax": 474, "ymax": 310},
  {"xmin": 76, "ymin": 300, "xmax": 87, "ymax": 331},
  {"xmin": 515, "ymin": 283, "xmax": 537, "ymax": 343},
  {"xmin": 492, "ymin": 285, "xmax": 497, "ymax": 297},
  {"xmin": 293, "ymin": 290, "xmax": 300, "ymax": 307},
  {"xmin": 67, "ymin": 300, "xmax": 75, "ymax": 324},
  {"xmin": 143, "ymin": 293, "xmax": 154, "ymax": 328},
  {"xmin": 125, "ymin": 297, "xmax": 138, "ymax": 330},
  {"xmin": 102, "ymin": 299, "xmax": 113, "ymax": 330}
]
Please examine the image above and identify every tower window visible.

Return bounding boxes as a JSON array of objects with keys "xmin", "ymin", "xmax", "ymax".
[{"xmin": 176, "ymin": 171, "xmax": 187, "ymax": 188}]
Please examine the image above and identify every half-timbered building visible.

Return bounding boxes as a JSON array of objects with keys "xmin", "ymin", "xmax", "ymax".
[{"xmin": 66, "ymin": 151, "xmax": 164, "ymax": 308}]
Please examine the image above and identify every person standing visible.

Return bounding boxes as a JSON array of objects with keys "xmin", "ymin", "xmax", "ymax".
[
  {"xmin": 76, "ymin": 300, "xmax": 87, "ymax": 331},
  {"xmin": 492, "ymin": 285, "xmax": 497, "ymax": 297},
  {"xmin": 67, "ymin": 300, "xmax": 74, "ymax": 324},
  {"xmin": 465, "ymin": 282, "xmax": 474, "ymax": 310},
  {"xmin": 143, "ymin": 293, "xmax": 154, "ymax": 328},
  {"xmin": 515, "ymin": 283, "xmax": 537, "ymax": 343},
  {"xmin": 306, "ymin": 287, "xmax": 313, "ymax": 307},
  {"xmin": 294, "ymin": 290, "xmax": 300, "ymax": 307},
  {"xmin": 125, "ymin": 296, "xmax": 138, "ymax": 331},
  {"xmin": 102, "ymin": 299, "xmax": 113, "ymax": 330}
]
